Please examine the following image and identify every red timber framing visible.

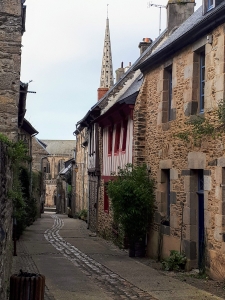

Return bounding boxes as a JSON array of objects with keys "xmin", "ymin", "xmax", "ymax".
[{"xmin": 97, "ymin": 102, "xmax": 134, "ymax": 177}]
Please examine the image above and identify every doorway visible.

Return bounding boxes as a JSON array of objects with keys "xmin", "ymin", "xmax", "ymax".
[{"xmin": 196, "ymin": 169, "xmax": 204, "ymax": 269}]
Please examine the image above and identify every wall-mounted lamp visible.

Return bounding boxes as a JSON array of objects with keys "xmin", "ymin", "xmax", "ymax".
[
  {"xmin": 74, "ymin": 162, "xmax": 84, "ymax": 173},
  {"xmin": 74, "ymin": 164, "xmax": 79, "ymax": 173}
]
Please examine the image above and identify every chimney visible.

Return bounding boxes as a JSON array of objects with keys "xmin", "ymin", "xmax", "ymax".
[
  {"xmin": 124, "ymin": 62, "xmax": 132, "ymax": 73},
  {"xmin": 138, "ymin": 38, "xmax": 152, "ymax": 55},
  {"xmin": 115, "ymin": 62, "xmax": 125, "ymax": 82},
  {"xmin": 167, "ymin": 0, "xmax": 195, "ymax": 34},
  {"xmin": 97, "ymin": 87, "xmax": 109, "ymax": 101}
]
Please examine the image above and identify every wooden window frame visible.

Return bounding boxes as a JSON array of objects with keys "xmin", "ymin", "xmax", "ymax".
[
  {"xmin": 108, "ymin": 126, "xmax": 113, "ymax": 155},
  {"xmin": 114, "ymin": 123, "xmax": 121, "ymax": 154},
  {"xmin": 162, "ymin": 65, "xmax": 173, "ymax": 123},
  {"xmin": 199, "ymin": 50, "xmax": 205, "ymax": 113},
  {"xmin": 122, "ymin": 119, "xmax": 128, "ymax": 152}
]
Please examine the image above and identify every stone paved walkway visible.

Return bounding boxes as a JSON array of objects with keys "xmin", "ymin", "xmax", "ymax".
[
  {"xmin": 11, "ymin": 213, "xmax": 223, "ymax": 300},
  {"xmin": 44, "ymin": 215, "xmax": 156, "ymax": 299}
]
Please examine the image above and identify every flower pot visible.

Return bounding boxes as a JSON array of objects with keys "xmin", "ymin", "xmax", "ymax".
[
  {"xmin": 135, "ymin": 240, "xmax": 145, "ymax": 257},
  {"xmin": 129, "ymin": 241, "xmax": 135, "ymax": 257}
]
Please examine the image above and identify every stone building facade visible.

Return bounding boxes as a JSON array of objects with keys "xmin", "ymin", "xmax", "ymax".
[
  {"xmin": 0, "ymin": 0, "xmax": 25, "ymax": 141},
  {"xmin": 74, "ymin": 128, "xmax": 88, "ymax": 216},
  {"xmin": 134, "ymin": 1, "xmax": 225, "ymax": 280},
  {"xmin": 0, "ymin": 0, "xmax": 27, "ymax": 298},
  {"xmin": 40, "ymin": 140, "xmax": 75, "ymax": 213}
]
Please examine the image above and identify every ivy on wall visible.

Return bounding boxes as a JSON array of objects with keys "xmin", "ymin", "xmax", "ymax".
[
  {"xmin": 175, "ymin": 100, "xmax": 225, "ymax": 144},
  {"xmin": 0, "ymin": 134, "xmax": 39, "ymax": 237}
]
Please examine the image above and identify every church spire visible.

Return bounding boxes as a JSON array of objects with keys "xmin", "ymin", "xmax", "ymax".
[{"xmin": 98, "ymin": 13, "xmax": 114, "ymax": 100}]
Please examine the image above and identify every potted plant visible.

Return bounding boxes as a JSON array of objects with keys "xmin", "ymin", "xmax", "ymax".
[
  {"xmin": 78, "ymin": 209, "xmax": 88, "ymax": 222},
  {"xmin": 107, "ymin": 164, "xmax": 155, "ymax": 257}
]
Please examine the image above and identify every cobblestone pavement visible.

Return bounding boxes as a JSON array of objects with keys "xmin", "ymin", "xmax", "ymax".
[{"xmin": 44, "ymin": 215, "xmax": 157, "ymax": 300}]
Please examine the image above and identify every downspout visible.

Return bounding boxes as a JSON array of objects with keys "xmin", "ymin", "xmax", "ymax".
[
  {"xmin": 41, "ymin": 155, "xmax": 49, "ymax": 210},
  {"xmin": 29, "ymin": 133, "xmax": 38, "ymax": 198}
]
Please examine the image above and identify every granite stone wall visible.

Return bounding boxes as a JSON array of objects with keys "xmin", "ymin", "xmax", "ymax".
[
  {"xmin": 0, "ymin": 0, "xmax": 23, "ymax": 141},
  {"xmin": 0, "ymin": 142, "xmax": 13, "ymax": 299},
  {"xmin": 0, "ymin": 0, "xmax": 24, "ymax": 297},
  {"xmin": 74, "ymin": 128, "xmax": 88, "ymax": 216},
  {"xmin": 133, "ymin": 24, "xmax": 225, "ymax": 279}
]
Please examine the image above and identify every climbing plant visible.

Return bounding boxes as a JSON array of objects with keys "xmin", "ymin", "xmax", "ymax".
[
  {"xmin": 0, "ymin": 134, "xmax": 37, "ymax": 237},
  {"xmin": 175, "ymin": 99, "xmax": 225, "ymax": 144}
]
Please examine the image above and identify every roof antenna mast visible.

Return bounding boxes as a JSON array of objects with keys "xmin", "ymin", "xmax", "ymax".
[
  {"xmin": 147, "ymin": 2, "xmax": 166, "ymax": 35},
  {"xmin": 107, "ymin": 4, "xmax": 109, "ymax": 19}
]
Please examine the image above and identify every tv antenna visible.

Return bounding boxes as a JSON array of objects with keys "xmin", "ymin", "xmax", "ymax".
[{"xmin": 147, "ymin": 2, "xmax": 166, "ymax": 35}]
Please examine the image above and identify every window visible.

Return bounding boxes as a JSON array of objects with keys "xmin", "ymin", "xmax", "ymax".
[
  {"xmin": 168, "ymin": 68, "xmax": 173, "ymax": 121},
  {"xmin": 114, "ymin": 123, "xmax": 121, "ymax": 154},
  {"xmin": 199, "ymin": 51, "xmax": 205, "ymax": 113},
  {"xmin": 203, "ymin": 0, "xmax": 215, "ymax": 14},
  {"xmin": 108, "ymin": 126, "xmax": 113, "ymax": 155},
  {"xmin": 161, "ymin": 169, "xmax": 171, "ymax": 221},
  {"xmin": 122, "ymin": 119, "xmax": 128, "ymax": 151},
  {"xmin": 162, "ymin": 65, "xmax": 173, "ymax": 123},
  {"xmin": 208, "ymin": 0, "xmax": 214, "ymax": 10},
  {"xmin": 165, "ymin": 170, "xmax": 171, "ymax": 219}
]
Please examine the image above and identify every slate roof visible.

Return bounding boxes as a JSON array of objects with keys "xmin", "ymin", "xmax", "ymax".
[
  {"xmin": 76, "ymin": 31, "xmax": 167, "ymax": 129},
  {"xmin": 21, "ymin": 118, "xmax": 38, "ymax": 136},
  {"xmin": 117, "ymin": 74, "xmax": 143, "ymax": 104},
  {"xmin": 40, "ymin": 140, "xmax": 75, "ymax": 156},
  {"xmin": 137, "ymin": 2, "xmax": 225, "ymax": 71}
]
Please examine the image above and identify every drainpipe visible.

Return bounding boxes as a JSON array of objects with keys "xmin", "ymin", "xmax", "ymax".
[{"xmin": 29, "ymin": 133, "xmax": 38, "ymax": 198}]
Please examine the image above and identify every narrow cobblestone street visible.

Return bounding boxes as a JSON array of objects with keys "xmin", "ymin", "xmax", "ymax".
[{"xmin": 11, "ymin": 213, "xmax": 223, "ymax": 300}]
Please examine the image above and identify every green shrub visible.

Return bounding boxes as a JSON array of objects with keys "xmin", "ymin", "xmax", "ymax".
[
  {"xmin": 79, "ymin": 209, "xmax": 87, "ymax": 220},
  {"xmin": 107, "ymin": 164, "xmax": 155, "ymax": 243},
  {"xmin": 162, "ymin": 250, "xmax": 187, "ymax": 271}
]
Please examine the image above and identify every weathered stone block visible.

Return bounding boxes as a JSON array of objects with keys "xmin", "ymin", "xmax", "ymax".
[
  {"xmin": 204, "ymin": 175, "xmax": 211, "ymax": 191},
  {"xmin": 208, "ymin": 159, "xmax": 217, "ymax": 166},
  {"xmin": 184, "ymin": 65, "xmax": 193, "ymax": 79},
  {"xmin": 205, "ymin": 210, "xmax": 211, "ymax": 229},
  {"xmin": 217, "ymin": 157, "xmax": 225, "ymax": 167},
  {"xmin": 170, "ymin": 214, "xmax": 178, "ymax": 228},
  {"xmin": 184, "ymin": 176, "xmax": 191, "ymax": 192},
  {"xmin": 161, "ymin": 224, "xmax": 170, "ymax": 236},
  {"xmin": 184, "ymin": 101, "xmax": 198, "ymax": 116},
  {"xmin": 170, "ymin": 108, "xmax": 176, "ymax": 120},
  {"xmin": 159, "ymin": 159, "xmax": 172, "ymax": 169},
  {"xmin": 186, "ymin": 192, "xmax": 198, "ymax": 209},
  {"xmin": 214, "ymin": 227, "xmax": 223, "ymax": 242},
  {"xmin": 170, "ymin": 168, "xmax": 178, "ymax": 180},
  {"xmin": 182, "ymin": 239, "xmax": 196, "ymax": 260},
  {"xmin": 183, "ymin": 206, "xmax": 196, "ymax": 225},
  {"xmin": 203, "ymin": 170, "xmax": 211, "ymax": 176},
  {"xmin": 181, "ymin": 169, "xmax": 192, "ymax": 176},
  {"xmin": 157, "ymin": 169, "xmax": 166, "ymax": 183},
  {"xmin": 185, "ymin": 225, "xmax": 197, "ymax": 241},
  {"xmin": 154, "ymin": 211, "xmax": 162, "ymax": 224},
  {"xmin": 170, "ymin": 191, "xmax": 176, "ymax": 204},
  {"xmin": 188, "ymin": 152, "xmax": 206, "ymax": 169}
]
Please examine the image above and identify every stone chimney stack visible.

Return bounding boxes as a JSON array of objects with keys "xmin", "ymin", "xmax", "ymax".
[
  {"xmin": 138, "ymin": 38, "xmax": 152, "ymax": 55},
  {"xmin": 115, "ymin": 62, "xmax": 125, "ymax": 82},
  {"xmin": 167, "ymin": 0, "xmax": 195, "ymax": 35}
]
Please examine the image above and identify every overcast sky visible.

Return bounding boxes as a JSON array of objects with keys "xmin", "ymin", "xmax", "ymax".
[{"xmin": 21, "ymin": 0, "xmax": 202, "ymax": 140}]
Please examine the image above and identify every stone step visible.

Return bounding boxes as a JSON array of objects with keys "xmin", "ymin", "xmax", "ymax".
[{"xmin": 44, "ymin": 206, "xmax": 56, "ymax": 213}]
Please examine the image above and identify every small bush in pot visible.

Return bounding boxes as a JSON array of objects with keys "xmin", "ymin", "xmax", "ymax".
[{"xmin": 107, "ymin": 164, "xmax": 155, "ymax": 256}]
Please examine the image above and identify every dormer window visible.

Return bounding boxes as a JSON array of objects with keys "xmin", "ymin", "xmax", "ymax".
[
  {"xmin": 203, "ymin": 0, "xmax": 223, "ymax": 14},
  {"xmin": 208, "ymin": 0, "xmax": 214, "ymax": 10}
]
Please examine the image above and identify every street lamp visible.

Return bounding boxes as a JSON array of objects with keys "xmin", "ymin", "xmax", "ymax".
[{"xmin": 74, "ymin": 162, "xmax": 84, "ymax": 173}]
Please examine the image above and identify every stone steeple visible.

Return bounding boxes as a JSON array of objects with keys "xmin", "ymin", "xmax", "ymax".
[{"xmin": 98, "ymin": 17, "xmax": 114, "ymax": 101}]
